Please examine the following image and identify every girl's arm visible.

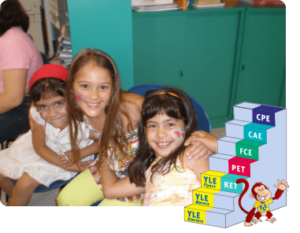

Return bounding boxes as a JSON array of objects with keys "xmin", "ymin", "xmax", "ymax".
[
  {"xmin": 59, "ymin": 140, "xmax": 99, "ymax": 166},
  {"xmin": 101, "ymin": 164, "xmax": 145, "ymax": 199},
  {"xmin": 0, "ymin": 69, "xmax": 27, "ymax": 113},
  {"xmin": 30, "ymin": 116, "xmax": 91, "ymax": 172},
  {"xmin": 184, "ymin": 131, "xmax": 218, "ymax": 160}
]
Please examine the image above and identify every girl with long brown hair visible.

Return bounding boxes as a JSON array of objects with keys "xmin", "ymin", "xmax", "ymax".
[{"xmin": 56, "ymin": 49, "xmax": 215, "ymax": 206}]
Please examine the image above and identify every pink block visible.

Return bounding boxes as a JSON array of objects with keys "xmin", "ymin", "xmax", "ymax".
[{"xmin": 228, "ymin": 157, "xmax": 256, "ymax": 177}]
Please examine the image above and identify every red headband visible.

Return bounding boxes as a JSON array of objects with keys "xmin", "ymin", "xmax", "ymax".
[{"xmin": 29, "ymin": 64, "xmax": 68, "ymax": 90}]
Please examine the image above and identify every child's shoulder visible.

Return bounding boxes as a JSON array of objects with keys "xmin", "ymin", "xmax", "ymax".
[
  {"xmin": 181, "ymin": 153, "xmax": 209, "ymax": 181},
  {"xmin": 121, "ymin": 91, "xmax": 144, "ymax": 109},
  {"xmin": 120, "ymin": 91, "xmax": 144, "ymax": 129}
]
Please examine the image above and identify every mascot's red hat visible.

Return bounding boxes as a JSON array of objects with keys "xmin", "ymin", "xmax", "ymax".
[{"xmin": 29, "ymin": 64, "xmax": 68, "ymax": 90}]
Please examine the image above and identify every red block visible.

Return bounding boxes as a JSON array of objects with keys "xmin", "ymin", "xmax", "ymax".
[{"xmin": 229, "ymin": 157, "xmax": 256, "ymax": 177}]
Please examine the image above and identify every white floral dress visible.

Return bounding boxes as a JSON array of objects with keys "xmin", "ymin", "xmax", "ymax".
[
  {"xmin": 0, "ymin": 106, "xmax": 94, "ymax": 187},
  {"xmin": 143, "ymin": 157, "xmax": 201, "ymax": 206}
]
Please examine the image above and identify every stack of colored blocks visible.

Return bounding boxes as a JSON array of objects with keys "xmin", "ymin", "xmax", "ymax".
[{"xmin": 184, "ymin": 102, "xmax": 287, "ymax": 228}]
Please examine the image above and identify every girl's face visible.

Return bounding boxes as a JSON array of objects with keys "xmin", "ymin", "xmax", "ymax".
[
  {"xmin": 145, "ymin": 113, "xmax": 185, "ymax": 158},
  {"xmin": 73, "ymin": 62, "xmax": 112, "ymax": 118},
  {"xmin": 35, "ymin": 95, "xmax": 68, "ymax": 130}
]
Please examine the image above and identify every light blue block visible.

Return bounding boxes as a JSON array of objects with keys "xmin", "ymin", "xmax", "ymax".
[
  {"xmin": 209, "ymin": 154, "xmax": 234, "ymax": 173},
  {"xmin": 226, "ymin": 120, "xmax": 249, "ymax": 139},
  {"xmin": 233, "ymin": 102, "xmax": 261, "ymax": 122},
  {"xmin": 218, "ymin": 137, "xmax": 241, "ymax": 156}
]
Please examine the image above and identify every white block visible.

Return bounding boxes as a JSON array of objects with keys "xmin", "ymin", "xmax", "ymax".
[{"xmin": 234, "ymin": 102, "xmax": 261, "ymax": 122}]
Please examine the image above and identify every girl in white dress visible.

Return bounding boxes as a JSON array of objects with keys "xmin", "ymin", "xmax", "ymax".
[{"xmin": 0, "ymin": 64, "xmax": 98, "ymax": 206}]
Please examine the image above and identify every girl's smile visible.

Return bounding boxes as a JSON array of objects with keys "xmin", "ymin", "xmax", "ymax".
[
  {"xmin": 73, "ymin": 62, "xmax": 112, "ymax": 118},
  {"xmin": 146, "ymin": 113, "xmax": 185, "ymax": 158}
]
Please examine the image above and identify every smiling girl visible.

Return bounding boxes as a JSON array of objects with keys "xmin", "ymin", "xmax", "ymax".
[
  {"xmin": 0, "ymin": 64, "xmax": 98, "ymax": 206},
  {"xmin": 56, "ymin": 49, "xmax": 215, "ymax": 206},
  {"xmin": 101, "ymin": 88, "xmax": 218, "ymax": 206}
]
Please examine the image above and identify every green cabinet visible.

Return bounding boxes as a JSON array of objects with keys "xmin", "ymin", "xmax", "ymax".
[
  {"xmin": 133, "ymin": 11, "xmax": 188, "ymax": 88},
  {"xmin": 132, "ymin": 7, "xmax": 285, "ymax": 128},
  {"xmin": 234, "ymin": 8, "xmax": 286, "ymax": 108},
  {"xmin": 184, "ymin": 9, "xmax": 244, "ymax": 125},
  {"xmin": 67, "ymin": 2, "xmax": 285, "ymax": 128}
]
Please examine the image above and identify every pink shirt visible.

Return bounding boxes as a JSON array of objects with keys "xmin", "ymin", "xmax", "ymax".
[{"xmin": 0, "ymin": 27, "xmax": 43, "ymax": 94}]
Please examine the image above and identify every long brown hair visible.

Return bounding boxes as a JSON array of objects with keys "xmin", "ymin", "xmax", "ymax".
[
  {"xmin": 0, "ymin": 0, "xmax": 29, "ymax": 36},
  {"xmin": 66, "ymin": 48, "xmax": 132, "ymax": 166},
  {"xmin": 127, "ymin": 87, "xmax": 198, "ymax": 187}
]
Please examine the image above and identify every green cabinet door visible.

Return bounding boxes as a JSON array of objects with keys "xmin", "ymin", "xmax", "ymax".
[
  {"xmin": 184, "ymin": 9, "xmax": 244, "ymax": 127},
  {"xmin": 234, "ymin": 8, "xmax": 286, "ymax": 108},
  {"xmin": 132, "ymin": 11, "xmax": 188, "ymax": 88}
]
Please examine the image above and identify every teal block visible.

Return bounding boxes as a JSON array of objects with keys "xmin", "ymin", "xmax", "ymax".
[
  {"xmin": 244, "ymin": 123, "xmax": 273, "ymax": 143},
  {"xmin": 221, "ymin": 174, "xmax": 248, "ymax": 194}
]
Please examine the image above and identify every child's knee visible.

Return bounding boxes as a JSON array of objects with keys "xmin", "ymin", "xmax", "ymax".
[
  {"xmin": 0, "ymin": 172, "xmax": 6, "ymax": 182},
  {"xmin": 14, "ymin": 177, "xmax": 39, "ymax": 193}
]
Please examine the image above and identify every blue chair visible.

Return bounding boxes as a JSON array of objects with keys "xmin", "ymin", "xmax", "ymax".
[{"xmin": 128, "ymin": 84, "xmax": 211, "ymax": 133}]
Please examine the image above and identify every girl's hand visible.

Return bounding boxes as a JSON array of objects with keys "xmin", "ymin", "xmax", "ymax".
[
  {"xmin": 58, "ymin": 151, "xmax": 75, "ymax": 167},
  {"xmin": 65, "ymin": 160, "xmax": 92, "ymax": 172},
  {"xmin": 184, "ymin": 141, "xmax": 212, "ymax": 160},
  {"xmin": 184, "ymin": 130, "xmax": 218, "ymax": 159}
]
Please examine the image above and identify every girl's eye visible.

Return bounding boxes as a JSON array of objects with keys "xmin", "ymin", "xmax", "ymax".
[
  {"xmin": 100, "ymin": 86, "xmax": 108, "ymax": 90},
  {"xmin": 147, "ymin": 124, "xmax": 156, "ymax": 128},
  {"xmin": 56, "ymin": 101, "xmax": 64, "ymax": 106},
  {"xmin": 168, "ymin": 123, "xmax": 175, "ymax": 127},
  {"xmin": 37, "ymin": 105, "xmax": 46, "ymax": 111},
  {"xmin": 81, "ymin": 84, "xmax": 89, "ymax": 88}
]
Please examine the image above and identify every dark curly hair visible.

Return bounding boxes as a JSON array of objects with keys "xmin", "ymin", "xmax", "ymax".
[{"xmin": 0, "ymin": 0, "xmax": 29, "ymax": 37}]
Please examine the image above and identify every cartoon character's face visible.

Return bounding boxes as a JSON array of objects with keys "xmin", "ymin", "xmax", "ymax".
[
  {"xmin": 73, "ymin": 62, "xmax": 112, "ymax": 118},
  {"xmin": 35, "ymin": 95, "xmax": 68, "ymax": 130},
  {"xmin": 145, "ymin": 113, "xmax": 185, "ymax": 158},
  {"xmin": 254, "ymin": 185, "xmax": 271, "ymax": 203}
]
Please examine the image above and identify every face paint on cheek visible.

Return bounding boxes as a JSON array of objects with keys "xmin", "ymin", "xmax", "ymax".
[
  {"xmin": 75, "ymin": 91, "xmax": 84, "ymax": 102},
  {"xmin": 171, "ymin": 128, "xmax": 185, "ymax": 142},
  {"xmin": 64, "ymin": 107, "xmax": 68, "ymax": 115}
]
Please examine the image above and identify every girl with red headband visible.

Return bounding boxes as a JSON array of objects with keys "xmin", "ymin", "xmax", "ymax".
[{"xmin": 0, "ymin": 64, "xmax": 99, "ymax": 206}]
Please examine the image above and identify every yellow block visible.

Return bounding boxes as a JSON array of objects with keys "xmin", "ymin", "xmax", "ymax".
[
  {"xmin": 201, "ymin": 171, "xmax": 227, "ymax": 190},
  {"xmin": 192, "ymin": 188, "xmax": 219, "ymax": 207},
  {"xmin": 184, "ymin": 204, "xmax": 213, "ymax": 225}
]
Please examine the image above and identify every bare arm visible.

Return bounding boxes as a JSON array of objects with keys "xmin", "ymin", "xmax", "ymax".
[
  {"xmin": 184, "ymin": 130, "xmax": 218, "ymax": 160},
  {"xmin": 60, "ymin": 140, "xmax": 98, "ymax": 166},
  {"xmin": 120, "ymin": 92, "xmax": 144, "ymax": 131},
  {"xmin": 30, "ymin": 116, "xmax": 90, "ymax": 172},
  {"xmin": 0, "ymin": 69, "xmax": 27, "ymax": 113},
  {"xmin": 101, "ymin": 165, "xmax": 145, "ymax": 199}
]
